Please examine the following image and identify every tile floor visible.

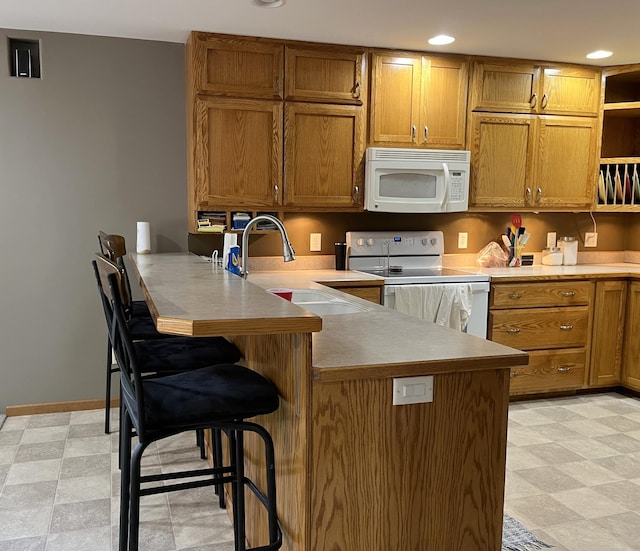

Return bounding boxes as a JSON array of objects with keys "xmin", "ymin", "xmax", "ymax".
[{"xmin": 0, "ymin": 392, "xmax": 639, "ymax": 550}]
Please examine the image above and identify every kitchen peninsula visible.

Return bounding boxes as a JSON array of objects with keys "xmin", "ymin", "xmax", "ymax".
[{"xmin": 131, "ymin": 253, "xmax": 528, "ymax": 551}]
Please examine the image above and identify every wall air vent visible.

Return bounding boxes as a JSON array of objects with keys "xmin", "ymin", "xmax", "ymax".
[
  {"xmin": 9, "ymin": 38, "xmax": 41, "ymax": 78},
  {"xmin": 366, "ymin": 147, "xmax": 470, "ymax": 163}
]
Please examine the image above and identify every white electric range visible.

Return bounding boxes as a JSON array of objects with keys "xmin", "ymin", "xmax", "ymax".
[{"xmin": 345, "ymin": 231, "xmax": 490, "ymax": 338}]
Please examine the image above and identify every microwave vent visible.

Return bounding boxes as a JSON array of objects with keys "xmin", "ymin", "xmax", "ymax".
[{"xmin": 366, "ymin": 148, "xmax": 470, "ymax": 163}]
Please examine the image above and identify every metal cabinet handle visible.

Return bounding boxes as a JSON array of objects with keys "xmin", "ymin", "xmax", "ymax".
[
  {"xmin": 506, "ymin": 328, "xmax": 521, "ymax": 334},
  {"xmin": 525, "ymin": 187, "xmax": 532, "ymax": 203},
  {"xmin": 411, "ymin": 125, "xmax": 417, "ymax": 142},
  {"xmin": 536, "ymin": 187, "xmax": 543, "ymax": 204},
  {"xmin": 274, "ymin": 184, "xmax": 279, "ymax": 203},
  {"xmin": 561, "ymin": 290, "xmax": 577, "ymax": 297},
  {"xmin": 556, "ymin": 365, "xmax": 572, "ymax": 373},
  {"xmin": 541, "ymin": 93, "xmax": 548, "ymax": 109},
  {"xmin": 530, "ymin": 93, "xmax": 537, "ymax": 109},
  {"xmin": 353, "ymin": 185, "xmax": 360, "ymax": 202},
  {"xmin": 352, "ymin": 81, "xmax": 361, "ymax": 99},
  {"xmin": 508, "ymin": 293, "xmax": 522, "ymax": 300},
  {"xmin": 274, "ymin": 77, "xmax": 280, "ymax": 96},
  {"xmin": 560, "ymin": 324, "xmax": 574, "ymax": 331},
  {"xmin": 424, "ymin": 126, "xmax": 429, "ymax": 142},
  {"xmin": 510, "ymin": 371, "xmax": 520, "ymax": 378}
]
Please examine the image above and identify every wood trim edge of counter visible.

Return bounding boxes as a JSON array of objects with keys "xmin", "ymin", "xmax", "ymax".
[
  {"xmin": 157, "ymin": 315, "xmax": 323, "ymax": 337},
  {"xmin": 312, "ymin": 352, "xmax": 529, "ymax": 383}
]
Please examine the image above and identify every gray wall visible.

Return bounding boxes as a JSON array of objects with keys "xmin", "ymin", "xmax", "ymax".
[{"xmin": 0, "ymin": 30, "xmax": 187, "ymax": 411}]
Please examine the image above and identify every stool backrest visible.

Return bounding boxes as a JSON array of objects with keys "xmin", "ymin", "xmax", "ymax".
[
  {"xmin": 93, "ymin": 254, "xmax": 146, "ymax": 431},
  {"xmin": 97, "ymin": 231, "xmax": 134, "ymax": 311}
]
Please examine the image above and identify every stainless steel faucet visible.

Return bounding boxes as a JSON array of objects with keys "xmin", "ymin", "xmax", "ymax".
[{"xmin": 241, "ymin": 214, "xmax": 295, "ymax": 278}]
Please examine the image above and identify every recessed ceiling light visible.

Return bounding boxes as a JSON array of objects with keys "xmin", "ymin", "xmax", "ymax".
[
  {"xmin": 428, "ymin": 35, "xmax": 455, "ymax": 46},
  {"xmin": 586, "ymin": 50, "xmax": 613, "ymax": 59},
  {"xmin": 251, "ymin": 0, "xmax": 286, "ymax": 7}
]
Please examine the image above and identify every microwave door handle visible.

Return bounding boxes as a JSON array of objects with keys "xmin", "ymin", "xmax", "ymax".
[{"xmin": 441, "ymin": 162, "xmax": 450, "ymax": 210}]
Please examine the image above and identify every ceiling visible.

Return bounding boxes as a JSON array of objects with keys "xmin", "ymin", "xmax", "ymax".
[{"xmin": 2, "ymin": 0, "xmax": 640, "ymax": 66}]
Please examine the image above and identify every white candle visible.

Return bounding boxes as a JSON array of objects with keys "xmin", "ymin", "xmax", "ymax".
[{"xmin": 136, "ymin": 221, "xmax": 151, "ymax": 254}]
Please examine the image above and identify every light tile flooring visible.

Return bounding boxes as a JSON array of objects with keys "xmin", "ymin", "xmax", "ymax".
[{"xmin": 1, "ymin": 393, "xmax": 640, "ymax": 550}]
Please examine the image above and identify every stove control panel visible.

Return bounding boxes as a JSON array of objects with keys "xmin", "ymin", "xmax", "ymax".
[{"xmin": 346, "ymin": 231, "xmax": 444, "ymax": 257}]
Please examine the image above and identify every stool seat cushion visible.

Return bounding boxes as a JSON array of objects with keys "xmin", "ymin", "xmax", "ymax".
[
  {"xmin": 134, "ymin": 337, "xmax": 241, "ymax": 373},
  {"xmin": 127, "ymin": 316, "xmax": 168, "ymax": 341},
  {"xmin": 142, "ymin": 364, "xmax": 279, "ymax": 429},
  {"xmin": 131, "ymin": 300, "xmax": 151, "ymax": 319}
]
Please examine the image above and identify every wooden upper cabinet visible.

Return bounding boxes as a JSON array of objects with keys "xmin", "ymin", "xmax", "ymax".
[
  {"xmin": 190, "ymin": 33, "xmax": 284, "ymax": 99},
  {"xmin": 284, "ymin": 103, "xmax": 365, "ymax": 208},
  {"xmin": 370, "ymin": 52, "xmax": 468, "ymax": 148},
  {"xmin": 285, "ymin": 46, "xmax": 366, "ymax": 105},
  {"xmin": 470, "ymin": 113, "xmax": 597, "ymax": 208},
  {"xmin": 193, "ymin": 97, "xmax": 283, "ymax": 209},
  {"xmin": 470, "ymin": 60, "xmax": 600, "ymax": 116},
  {"xmin": 470, "ymin": 113, "xmax": 537, "ymax": 208},
  {"xmin": 535, "ymin": 116, "xmax": 597, "ymax": 207}
]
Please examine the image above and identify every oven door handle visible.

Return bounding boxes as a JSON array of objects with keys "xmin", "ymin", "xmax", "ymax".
[{"xmin": 441, "ymin": 162, "xmax": 450, "ymax": 211}]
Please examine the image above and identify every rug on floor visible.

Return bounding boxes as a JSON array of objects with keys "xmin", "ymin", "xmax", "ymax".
[{"xmin": 502, "ymin": 514, "xmax": 551, "ymax": 551}]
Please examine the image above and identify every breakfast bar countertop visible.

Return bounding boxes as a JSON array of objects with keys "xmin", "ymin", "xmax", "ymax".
[{"xmin": 131, "ymin": 253, "xmax": 528, "ymax": 377}]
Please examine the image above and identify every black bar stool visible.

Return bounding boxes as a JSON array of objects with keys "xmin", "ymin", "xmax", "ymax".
[{"xmin": 95, "ymin": 256, "xmax": 282, "ymax": 551}]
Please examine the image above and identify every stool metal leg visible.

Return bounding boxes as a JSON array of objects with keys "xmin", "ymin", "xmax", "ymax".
[
  {"xmin": 119, "ymin": 410, "xmax": 132, "ymax": 551},
  {"xmin": 234, "ymin": 429, "xmax": 246, "ymax": 551},
  {"xmin": 105, "ymin": 340, "xmax": 113, "ymax": 434},
  {"xmin": 213, "ymin": 429, "xmax": 226, "ymax": 509}
]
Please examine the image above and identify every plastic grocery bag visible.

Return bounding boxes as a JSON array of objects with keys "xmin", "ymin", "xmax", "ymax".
[{"xmin": 476, "ymin": 241, "xmax": 508, "ymax": 268}]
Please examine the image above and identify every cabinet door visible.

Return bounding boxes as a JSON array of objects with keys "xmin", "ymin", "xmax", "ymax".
[
  {"xmin": 284, "ymin": 103, "xmax": 365, "ymax": 207},
  {"xmin": 590, "ymin": 280, "xmax": 626, "ymax": 386},
  {"xmin": 194, "ymin": 97, "xmax": 283, "ymax": 208},
  {"xmin": 192, "ymin": 34, "xmax": 284, "ymax": 99},
  {"xmin": 535, "ymin": 116, "xmax": 597, "ymax": 208},
  {"xmin": 469, "ymin": 62, "xmax": 541, "ymax": 113},
  {"xmin": 541, "ymin": 66, "xmax": 601, "ymax": 116},
  {"xmin": 370, "ymin": 54, "xmax": 422, "ymax": 144},
  {"xmin": 285, "ymin": 46, "xmax": 365, "ymax": 105},
  {"xmin": 469, "ymin": 113, "xmax": 536, "ymax": 207},
  {"xmin": 623, "ymin": 281, "xmax": 640, "ymax": 391},
  {"xmin": 422, "ymin": 56, "xmax": 468, "ymax": 148}
]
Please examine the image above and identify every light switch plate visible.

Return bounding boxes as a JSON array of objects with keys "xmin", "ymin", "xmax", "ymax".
[
  {"xmin": 310, "ymin": 233, "xmax": 322, "ymax": 252},
  {"xmin": 546, "ymin": 232, "xmax": 557, "ymax": 248},
  {"xmin": 458, "ymin": 232, "xmax": 468, "ymax": 249},
  {"xmin": 393, "ymin": 375, "xmax": 434, "ymax": 405}
]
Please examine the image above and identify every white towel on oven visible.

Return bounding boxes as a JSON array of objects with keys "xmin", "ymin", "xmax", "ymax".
[{"xmin": 393, "ymin": 284, "xmax": 473, "ymax": 332}]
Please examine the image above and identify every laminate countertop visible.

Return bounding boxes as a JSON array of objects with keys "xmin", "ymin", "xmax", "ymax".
[
  {"xmin": 131, "ymin": 253, "xmax": 528, "ymax": 377},
  {"xmin": 467, "ymin": 262, "xmax": 640, "ymax": 282}
]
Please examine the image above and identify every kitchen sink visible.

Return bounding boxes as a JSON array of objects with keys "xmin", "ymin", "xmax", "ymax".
[
  {"xmin": 296, "ymin": 301, "xmax": 367, "ymax": 316},
  {"xmin": 289, "ymin": 288, "xmax": 368, "ymax": 315}
]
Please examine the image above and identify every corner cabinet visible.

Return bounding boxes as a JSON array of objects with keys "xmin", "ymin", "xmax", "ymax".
[
  {"xmin": 369, "ymin": 52, "xmax": 468, "ymax": 149},
  {"xmin": 470, "ymin": 113, "xmax": 598, "ymax": 208},
  {"xmin": 186, "ymin": 32, "xmax": 367, "ymax": 231}
]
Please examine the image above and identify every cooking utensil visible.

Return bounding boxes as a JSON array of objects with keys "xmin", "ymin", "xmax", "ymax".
[
  {"xmin": 502, "ymin": 235, "xmax": 512, "ymax": 250},
  {"xmin": 519, "ymin": 232, "xmax": 531, "ymax": 247},
  {"xmin": 511, "ymin": 213, "xmax": 522, "ymax": 231}
]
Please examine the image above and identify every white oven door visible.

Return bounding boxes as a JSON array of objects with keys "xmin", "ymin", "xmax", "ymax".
[{"xmin": 384, "ymin": 282, "xmax": 489, "ymax": 338}]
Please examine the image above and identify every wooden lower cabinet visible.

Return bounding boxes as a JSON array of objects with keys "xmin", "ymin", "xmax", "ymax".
[
  {"xmin": 489, "ymin": 280, "xmax": 594, "ymax": 396},
  {"xmin": 590, "ymin": 280, "xmax": 626, "ymax": 387},
  {"xmin": 323, "ymin": 283, "xmax": 383, "ymax": 304},
  {"xmin": 623, "ymin": 281, "xmax": 640, "ymax": 391}
]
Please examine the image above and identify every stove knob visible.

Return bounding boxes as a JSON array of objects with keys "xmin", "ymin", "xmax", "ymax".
[
  {"xmin": 430, "ymin": 238, "xmax": 437, "ymax": 246},
  {"xmin": 366, "ymin": 238, "xmax": 375, "ymax": 246},
  {"xmin": 356, "ymin": 238, "xmax": 364, "ymax": 247}
]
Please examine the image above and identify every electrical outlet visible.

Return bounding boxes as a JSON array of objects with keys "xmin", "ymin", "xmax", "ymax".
[
  {"xmin": 585, "ymin": 232, "xmax": 598, "ymax": 247},
  {"xmin": 546, "ymin": 232, "xmax": 557, "ymax": 248},
  {"xmin": 457, "ymin": 232, "xmax": 468, "ymax": 249},
  {"xmin": 310, "ymin": 233, "xmax": 322, "ymax": 252}
]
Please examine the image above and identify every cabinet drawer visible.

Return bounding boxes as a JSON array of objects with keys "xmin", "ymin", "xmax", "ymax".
[
  {"xmin": 510, "ymin": 349, "xmax": 585, "ymax": 395},
  {"xmin": 490, "ymin": 306, "xmax": 589, "ymax": 350},
  {"xmin": 337, "ymin": 286, "xmax": 382, "ymax": 304},
  {"xmin": 491, "ymin": 281, "xmax": 593, "ymax": 308}
]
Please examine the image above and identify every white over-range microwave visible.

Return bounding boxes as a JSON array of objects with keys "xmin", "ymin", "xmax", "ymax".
[{"xmin": 364, "ymin": 147, "xmax": 471, "ymax": 213}]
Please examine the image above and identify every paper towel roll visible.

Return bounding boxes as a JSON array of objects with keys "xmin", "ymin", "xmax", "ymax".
[
  {"xmin": 136, "ymin": 221, "xmax": 151, "ymax": 254},
  {"xmin": 223, "ymin": 233, "xmax": 238, "ymax": 266}
]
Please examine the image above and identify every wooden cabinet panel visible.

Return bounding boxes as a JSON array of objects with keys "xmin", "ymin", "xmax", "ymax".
[
  {"xmin": 510, "ymin": 349, "xmax": 585, "ymax": 395},
  {"xmin": 491, "ymin": 281, "xmax": 593, "ymax": 308},
  {"xmin": 470, "ymin": 113, "xmax": 536, "ymax": 207},
  {"xmin": 285, "ymin": 46, "xmax": 365, "ymax": 104},
  {"xmin": 326, "ymin": 285, "xmax": 382, "ymax": 304},
  {"xmin": 623, "ymin": 281, "xmax": 640, "ymax": 391},
  {"xmin": 194, "ymin": 97, "xmax": 283, "ymax": 208},
  {"xmin": 535, "ymin": 116, "xmax": 597, "ymax": 208},
  {"xmin": 542, "ymin": 66, "xmax": 601, "ymax": 116},
  {"xmin": 490, "ymin": 306, "xmax": 590, "ymax": 350},
  {"xmin": 590, "ymin": 280, "xmax": 626, "ymax": 386},
  {"xmin": 192, "ymin": 34, "xmax": 284, "ymax": 99},
  {"xmin": 470, "ymin": 62, "xmax": 540, "ymax": 113},
  {"xmin": 284, "ymin": 103, "xmax": 365, "ymax": 208},
  {"xmin": 370, "ymin": 54, "xmax": 422, "ymax": 144}
]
